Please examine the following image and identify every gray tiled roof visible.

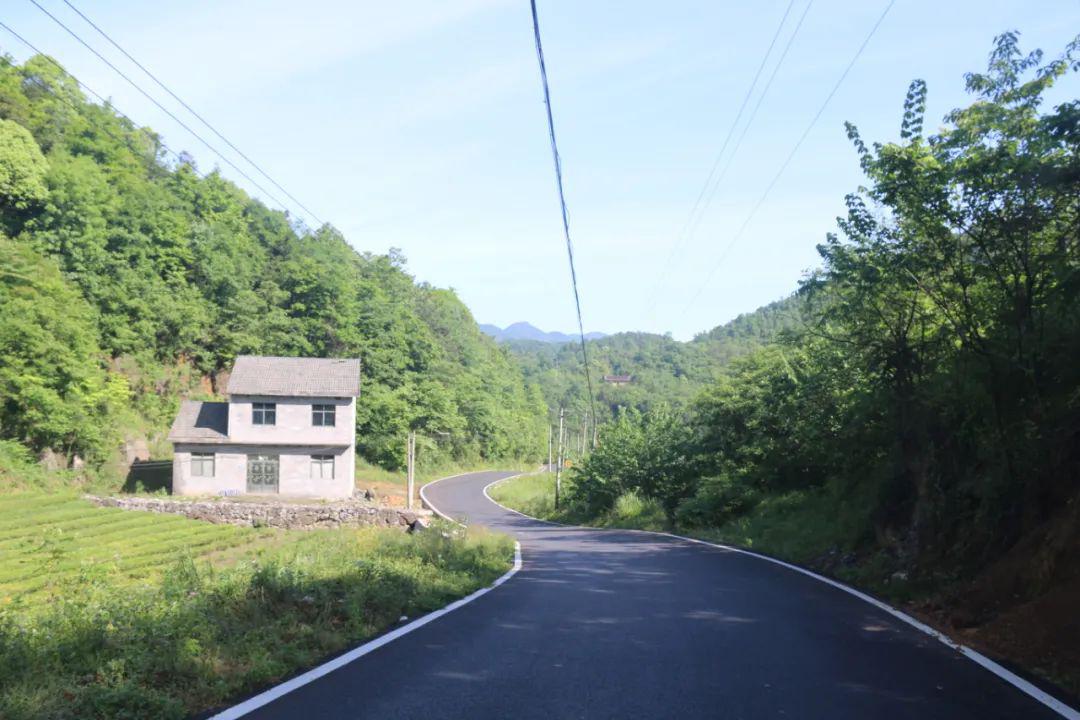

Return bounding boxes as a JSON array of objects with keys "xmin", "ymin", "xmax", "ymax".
[
  {"xmin": 168, "ymin": 401, "xmax": 230, "ymax": 444},
  {"xmin": 226, "ymin": 356, "xmax": 361, "ymax": 397}
]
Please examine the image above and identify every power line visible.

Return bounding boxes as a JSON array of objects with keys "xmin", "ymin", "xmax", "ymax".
[
  {"xmin": 711, "ymin": 0, "xmax": 815, "ymax": 205},
  {"xmin": 528, "ymin": 0, "xmax": 598, "ymax": 433},
  {"xmin": 25, "ymin": 0, "xmax": 301, "ymax": 222},
  {"xmin": 0, "ymin": 20, "xmax": 202, "ymax": 176},
  {"xmin": 643, "ymin": 0, "xmax": 796, "ymax": 321},
  {"xmin": 681, "ymin": 0, "xmax": 896, "ymax": 313},
  {"xmin": 59, "ymin": 0, "xmax": 324, "ymax": 227}
]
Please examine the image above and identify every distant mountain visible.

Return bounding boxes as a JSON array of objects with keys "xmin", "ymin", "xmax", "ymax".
[{"xmin": 480, "ymin": 322, "xmax": 606, "ymax": 344}]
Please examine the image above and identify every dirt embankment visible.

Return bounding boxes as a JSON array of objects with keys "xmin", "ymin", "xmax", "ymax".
[{"xmin": 911, "ymin": 497, "xmax": 1080, "ymax": 699}]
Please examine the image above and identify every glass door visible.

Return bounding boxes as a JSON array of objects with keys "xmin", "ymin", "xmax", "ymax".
[{"xmin": 247, "ymin": 454, "xmax": 279, "ymax": 493}]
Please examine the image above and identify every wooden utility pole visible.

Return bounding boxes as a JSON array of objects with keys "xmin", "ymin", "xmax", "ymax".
[
  {"xmin": 555, "ymin": 408, "xmax": 564, "ymax": 509},
  {"xmin": 580, "ymin": 420, "xmax": 587, "ymax": 457},
  {"xmin": 406, "ymin": 430, "xmax": 416, "ymax": 510}
]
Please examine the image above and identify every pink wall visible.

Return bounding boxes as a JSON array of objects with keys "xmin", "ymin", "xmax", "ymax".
[
  {"xmin": 227, "ymin": 395, "xmax": 355, "ymax": 447},
  {"xmin": 173, "ymin": 443, "xmax": 355, "ymax": 499}
]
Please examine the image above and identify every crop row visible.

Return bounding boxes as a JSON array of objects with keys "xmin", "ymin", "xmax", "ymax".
[
  {"xmin": 2, "ymin": 509, "xmax": 229, "ymax": 554},
  {"xmin": 0, "ymin": 523, "xmax": 249, "ymax": 585},
  {"xmin": 0, "ymin": 532, "xmax": 261, "ymax": 599},
  {"xmin": 10, "ymin": 511, "xmax": 191, "ymax": 546},
  {"xmin": 5, "ymin": 532, "xmax": 260, "ymax": 598},
  {"xmin": 0, "ymin": 493, "xmax": 84, "ymax": 513},
  {"xmin": 0, "ymin": 511, "xmax": 190, "ymax": 551},
  {"xmin": 0, "ymin": 502, "xmax": 99, "ymax": 533}
]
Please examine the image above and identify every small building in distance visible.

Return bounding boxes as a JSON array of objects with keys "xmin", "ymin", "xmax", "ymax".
[
  {"xmin": 168, "ymin": 356, "xmax": 361, "ymax": 499},
  {"xmin": 602, "ymin": 374, "xmax": 634, "ymax": 386}
]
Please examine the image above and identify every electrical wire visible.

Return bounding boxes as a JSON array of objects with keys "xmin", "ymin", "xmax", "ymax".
[
  {"xmin": 642, "ymin": 0, "xmax": 797, "ymax": 321},
  {"xmin": 0, "ymin": 20, "xmax": 203, "ymax": 176},
  {"xmin": 682, "ymin": 0, "xmax": 896, "ymax": 313},
  {"xmin": 26, "ymin": 0, "xmax": 301, "ymax": 221},
  {"xmin": 688, "ymin": 0, "xmax": 815, "ymax": 257},
  {"xmin": 528, "ymin": 0, "xmax": 598, "ymax": 433},
  {"xmin": 59, "ymin": 0, "xmax": 324, "ymax": 226}
]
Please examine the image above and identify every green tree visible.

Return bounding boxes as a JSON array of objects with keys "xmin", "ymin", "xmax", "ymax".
[
  {"xmin": 570, "ymin": 408, "xmax": 696, "ymax": 523},
  {"xmin": 0, "ymin": 118, "xmax": 48, "ymax": 219},
  {"xmin": 0, "ymin": 235, "xmax": 123, "ymax": 460}
]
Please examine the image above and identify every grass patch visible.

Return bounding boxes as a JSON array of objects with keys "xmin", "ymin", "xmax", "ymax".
[
  {"xmin": 486, "ymin": 471, "xmax": 561, "ymax": 519},
  {"xmin": 603, "ymin": 492, "xmax": 667, "ymax": 530},
  {"xmin": 488, "ymin": 473, "xmax": 668, "ymax": 530},
  {"xmin": 694, "ymin": 480, "xmax": 916, "ymax": 598},
  {"xmin": 0, "ymin": 441, "xmax": 80, "ymax": 493},
  {"xmin": 0, "ymin": 492, "xmax": 513, "ymax": 719}
]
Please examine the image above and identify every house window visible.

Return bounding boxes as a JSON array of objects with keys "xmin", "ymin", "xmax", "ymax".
[
  {"xmin": 191, "ymin": 452, "xmax": 215, "ymax": 477},
  {"xmin": 252, "ymin": 402, "xmax": 276, "ymax": 425},
  {"xmin": 312, "ymin": 403, "xmax": 336, "ymax": 427},
  {"xmin": 310, "ymin": 454, "xmax": 335, "ymax": 480}
]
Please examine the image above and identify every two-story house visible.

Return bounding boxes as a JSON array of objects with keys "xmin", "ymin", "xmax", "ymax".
[{"xmin": 168, "ymin": 356, "xmax": 361, "ymax": 499}]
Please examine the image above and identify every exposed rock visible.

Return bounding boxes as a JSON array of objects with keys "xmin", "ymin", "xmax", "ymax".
[
  {"xmin": 408, "ymin": 517, "xmax": 430, "ymax": 533},
  {"xmin": 84, "ymin": 495, "xmax": 432, "ymax": 531},
  {"xmin": 211, "ymin": 369, "xmax": 230, "ymax": 395},
  {"xmin": 39, "ymin": 449, "xmax": 66, "ymax": 471},
  {"xmin": 123, "ymin": 438, "xmax": 150, "ymax": 465},
  {"xmin": 364, "ymin": 488, "xmax": 376, "ymax": 501}
]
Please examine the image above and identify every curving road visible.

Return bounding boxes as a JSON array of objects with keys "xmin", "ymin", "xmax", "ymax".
[{"xmin": 240, "ymin": 470, "xmax": 1070, "ymax": 719}]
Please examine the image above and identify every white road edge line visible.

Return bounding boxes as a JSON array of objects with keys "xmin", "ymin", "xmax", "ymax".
[
  {"xmin": 481, "ymin": 474, "xmax": 1080, "ymax": 720},
  {"xmin": 207, "ymin": 473, "xmax": 523, "ymax": 720}
]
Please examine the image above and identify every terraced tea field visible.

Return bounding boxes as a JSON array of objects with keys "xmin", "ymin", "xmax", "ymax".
[
  {"xmin": 0, "ymin": 487, "xmax": 512, "ymax": 719},
  {"xmin": 0, "ymin": 492, "xmax": 273, "ymax": 608}
]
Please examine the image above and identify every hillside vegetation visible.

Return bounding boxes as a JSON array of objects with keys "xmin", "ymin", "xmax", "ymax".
[
  {"xmin": 0, "ymin": 53, "xmax": 546, "ymax": 486},
  {"xmin": 499, "ymin": 35, "xmax": 1080, "ymax": 693},
  {"xmin": 507, "ymin": 295, "xmax": 802, "ymax": 430}
]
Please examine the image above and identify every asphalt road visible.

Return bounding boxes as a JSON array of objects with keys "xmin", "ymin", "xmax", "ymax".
[{"xmin": 244, "ymin": 470, "xmax": 1067, "ymax": 719}]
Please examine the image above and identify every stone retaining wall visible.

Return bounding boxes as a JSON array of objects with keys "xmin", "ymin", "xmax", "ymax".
[{"xmin": 86, "ymin": 495, "xmax": 431, "ymax": 530}]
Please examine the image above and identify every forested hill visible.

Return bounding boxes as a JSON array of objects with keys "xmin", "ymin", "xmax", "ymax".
[
  {"xmin": 508, "ymin": 294, "xmax": 803, "ymax": 424},
  {"xmin": 690, "ymin": 296, "xmax": 803, "ymax": 358},
  {"xmin": 0, "ymin": 53, "xmax": 545, "ymax": 482}
]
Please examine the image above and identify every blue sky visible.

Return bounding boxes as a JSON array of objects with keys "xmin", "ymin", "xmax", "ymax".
[{"xmin": 3, "ymin": 1, "xmax": 1078, "ymax": 339}]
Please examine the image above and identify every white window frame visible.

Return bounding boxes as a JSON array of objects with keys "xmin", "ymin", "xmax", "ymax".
[
  {"xmin": 252, "ymin": 402, "xmax": 276, "ymax": 426},
  {"xmin": 191, "ymin": 452, "xmax": 215, "ymax": 477},
  {"xmin": 310, "ymin": 454, "xmax": 335, "ymax": 480},
  {"xmin": 312, "ymin": 403, "xmax": 336, "ymax": 427}
]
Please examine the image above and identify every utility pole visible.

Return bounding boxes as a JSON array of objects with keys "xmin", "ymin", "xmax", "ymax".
[
  {"xmin": 406, "ymin": 430, "xmax": 415, "ymax": 510},
  {"xmin": 580, "ymin": 419, "xmax": 587, "ymax": 457},
  {"xmin": 555, "ymin": 407, "xmax": 564, "ymax": 509},
  {"xmin": 547, "ymin": 422, "xmax": 553, "ymax": 471}
]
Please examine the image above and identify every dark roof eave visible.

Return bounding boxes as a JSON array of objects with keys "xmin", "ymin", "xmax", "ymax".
[{"xmin": 169, "ymin": 440, "xmax": 353, "ymax": 448}]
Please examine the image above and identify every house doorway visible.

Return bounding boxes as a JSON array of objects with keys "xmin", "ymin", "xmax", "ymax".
[{"xmin": 247, "ymin": 454, "xmax": 279, "ymax": 493}]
